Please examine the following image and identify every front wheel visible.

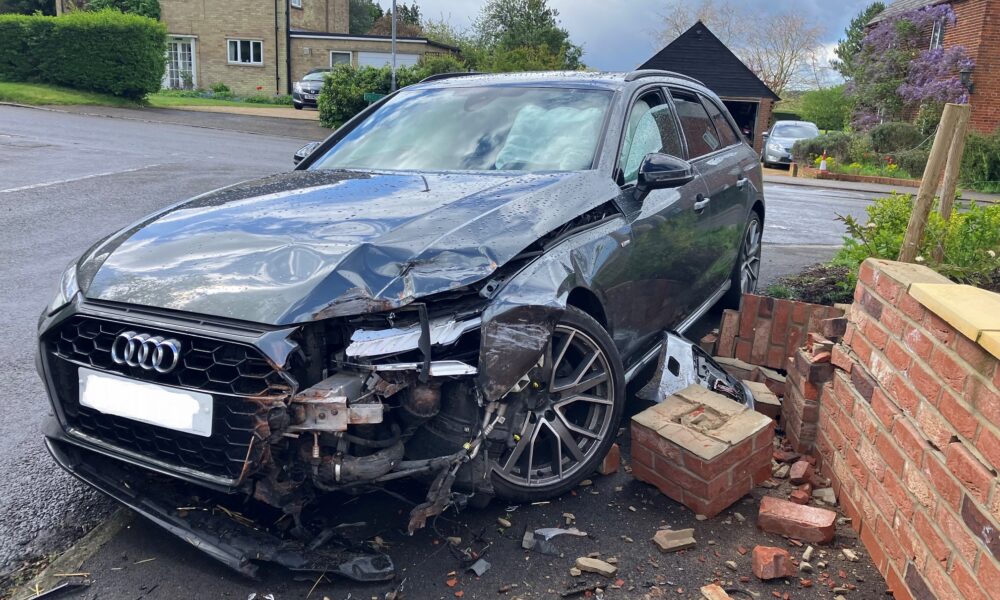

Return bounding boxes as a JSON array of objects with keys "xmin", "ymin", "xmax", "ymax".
[
  {"xmin": 721, "ymin": 210, "xmax": 763, "ymax": 309},
  {"xmin": 491, "ymin": 307, "xmax": 625, "ymax": 502}
]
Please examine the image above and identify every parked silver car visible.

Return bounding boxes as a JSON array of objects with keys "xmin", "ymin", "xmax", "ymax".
[{"xmin": 761, "ymin": 120, "xmax": 819, "ymax": 167}]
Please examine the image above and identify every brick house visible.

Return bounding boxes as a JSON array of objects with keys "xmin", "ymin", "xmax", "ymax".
[
  {"xmin": 872, "ymin": 0, "xmax": 1000, "ymax": 133},
  {"xmin": 55, "ymin": 0, "xmax": 458, "ymax": 96},
  {"xmin": 639, "ymin": 22, "xmax": 780, "ymax": 154}
]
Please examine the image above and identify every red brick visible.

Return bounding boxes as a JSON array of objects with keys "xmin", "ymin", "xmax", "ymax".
[
  {"xmin": 923, "ymin": 556, "xmax": 962, "ymax": 599},
  {"xmin": 945, "ymin": 442, "xmax": 994, "ymax": 505},
  {"xmin": 968, "ymin": 377, "xmax": 1000, "ymax": 428},
  {"xmin": 903, "ymin": 460, "xmax": 935, "ymax": 509},
  {"xmin": 831, "ymin": 343, "xmax": 853, "ymax": 373},
  {"xmin": 914, "ymin": 509, "xmax": 951, "ymax": 569},
  {"xmin": 880, "ymin": 306, "xmax": 906, "ymax": 338},
  {"xmin": 976, "ymin": 554, "xmax": 1000, "ymax": 599},
  {"xmin": 954, "ymin": 333, "xmax": 997, "ymax": 379},
  {"xmin": 751, "ymin": 545, "xmax": 794, "ymax": 580},
  {"xmin": 757, "ymin": 496, "xmax": 836, "ymax": 543},
  {"xmin": 899, "ymin": 293, "xmax": 927, "ymax": 322},
  {"xmin": 789, "ymin": 460, "xmax": 814, "ymax": 484},
  {"xmin": 874, "ymin": 269, "xmax": 905, "ymax": 304},
  {"xmin": 850, "ymin": 330, "xmax": 874, "ymax": 367},
  {"xmin": 632, "ymin": 460, "xmax": 685, "ymax": 505},
  {"xmin": 757, "ymin": 295, "xmax": 774, "ymax": 318},
  {"xmin": 884, "ymin": 470, "xmax": 915, "ymax": 520},
  {"xmin": 930, "ymin": 345, "xmax": 968, "ymax": 394},
  {"xmin": 599, "ymin": 443, "xmax": 620, "ymax": 476},
  {"xmin": 885, "ymin": 339, "xmax": 912, "ymax": 371},
  {"xmin": 859, "ymin": 519, "xmax": 887, "ymax": 571},
  {"xmin": 886, "ymin": 564, "xmax": 913, "ymax": 600},
  {"xmin": 864, "ymin": 317, "xmax": 890, "ymax": 351},
  {"xmin": 871, "ymin": 387, "xmax": 901, "ymax": 430},
  {"xmin": 894, "ymin": 514, "xmax": 920, "ymax": 565},
  {"xmin": 923, "ymin": 312, "xmax": 956, "ymax": 346},
  {"xmin": 734, "ymin": 339, "xmax": 752, "ymax": 364},
  {"xmin": 908, "ymin": 360, "xmax": 943, "ymax": 407},
  {"xmin": 867, "ymin": 474, "xmax": 898, "ymax": 521},
  {"xmin": 858, "ymin": 259, "xmax": 876, "ymax": 287},
  {"xmin": 846, "ymin": 445, "xmax": 869, "ymax": 490},
  {"xmin": 975, "ymin": 425, "xmax": 1000, "ymax": 471},
  {"xmin": 950, "ymin": 557, "xmax": 990, "ymax": 600},
  {"xmin": 939, "ymin": 390, "xmax": 979, "ymax": 441},
  {"xmin": 854, "ymin": 398, "xmax": 880, "ymax": 441},
  {"xmin": 739, "ymin": 296, "xmax": 759, "ymax": 338},
  {"xmin": 876, "ymin": 431, "xmax": 906, "ymax": 477},
  {"xmin": 789, "ymin": 489, "xmax": 810, "ymax": 504},
  {"xmin": 851, "ymin": 366, "xmax": 877, "ymax": 403},
  {"xmin": 632, "ymin": 423, "xmax": 683, "ymax": 462},
  {"xmin": 717, "ymin": 309, "xmax": 739, "ymax": 357},
  {"xmin": 791, "ymin": 300, "xmax": 808, "ymax": 325},
  {"xmin": 890, "ymin": 374, "xmax": 922, "ymax": 415},
  {"xmin": 902, "ymin": 325, "xmax": 934, "ymax": 360},
  {"xmin": 859, "ymin": 288, "xmax": 884, "ymax": 320},
  {"xmin": 894, "ymin": 418, "xmax": 930, "ymax": 464},
  {"xmin": 915, "ymin": 403, "xmax": 954, "ymax": 451},
  {"xmin": 859, "ymin": 438, "xmax": 886, "ymax": 482},
  {"xmin": 877, "ymin": 515, "xmax": 907, "ymax": 569},
  {"xmin": 937, "ymin": 503, "xmax": 980, "ymax": 566},
  {"xmin": 750, "ymin": 318, "xmax": 772, "ymax": 365},
  {"xmin": 771, "ymin": 301, "xmax": 791, "ymax": 343},
  {"xmin": 923, "ymin": 449, "xmax": 963, "ymax": 512},
  {"xmin": 682, "ymin": 439, "xmax": 752, "ymax": 481}
]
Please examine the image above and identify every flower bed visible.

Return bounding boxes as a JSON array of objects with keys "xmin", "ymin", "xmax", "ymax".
[{"xmin": 798, "ymin": 165, "xmax": 920, "ymax": 188}]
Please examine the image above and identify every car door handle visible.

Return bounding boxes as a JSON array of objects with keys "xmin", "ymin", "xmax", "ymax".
[
  {"xmin": 693, "ymin": 196, "xmax": 711, "ymax": 211},
  {"xmin": 736, "ymin": 176, "xmax": 749, "ymax": 189}
]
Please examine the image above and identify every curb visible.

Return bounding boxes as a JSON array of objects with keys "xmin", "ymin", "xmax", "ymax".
[
  {"xmin": 11, "ymin": 509, "xmax": 133, "ymax": 600},
  {"xmin": 764, "ymin": 174, "xmax": 999, "ymax": 205}
]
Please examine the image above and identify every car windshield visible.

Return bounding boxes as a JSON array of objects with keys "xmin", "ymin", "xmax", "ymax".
[
  {"xmin": 311, "ymin": 86, "xmax": 612, "ymax": 172},
  {"xmin": 303, "ymin": 72, "xmax": 328, "ymax": 81},
  {"xmin": 772, "ymin": 123, "xmax": 819, "ymax": 139}
]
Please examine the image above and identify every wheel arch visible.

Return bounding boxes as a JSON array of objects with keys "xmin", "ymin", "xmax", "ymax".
[{"xmin": 566, "ymin": 287, "xmax": 608, "ymax": 330}]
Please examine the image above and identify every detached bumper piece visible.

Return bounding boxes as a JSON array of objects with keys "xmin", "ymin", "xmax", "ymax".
[
  {"xmin": 638, "ymin": 331, "xmax": 756, "ymax": 409},
  {"xmin": 45, "ymin": 434, "xmax": 394, "ymax": 582}
]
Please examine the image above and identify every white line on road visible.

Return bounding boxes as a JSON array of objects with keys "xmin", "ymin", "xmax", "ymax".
[{"xmin": 0, "ymin": 164, "xmax": 162, "ymax": 194}]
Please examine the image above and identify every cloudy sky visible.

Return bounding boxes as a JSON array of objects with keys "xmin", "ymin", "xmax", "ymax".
[{"xmin": 403, "ymin": 0, "xmax": 881, "ymax": 72}]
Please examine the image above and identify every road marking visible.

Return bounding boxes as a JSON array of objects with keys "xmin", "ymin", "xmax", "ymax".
[{"xmin": 0, "ymin": 164, "xmax": 161, "ymax": 194}]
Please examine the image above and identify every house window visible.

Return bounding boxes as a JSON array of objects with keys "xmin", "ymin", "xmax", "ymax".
[
  {"xmin": 330, "ymin": 51, "xmax": 351, "ymax": 67},
  {"xmin": 930, "ymin": 19, "xmax": 945, "ymax": 49},
  {"xmin": 290, "ymin": 0, "xmax": 301, "ymax": 7},
  {"xmin": 228, "ymin": 39, "xmax": 263, "ymax": 65}
]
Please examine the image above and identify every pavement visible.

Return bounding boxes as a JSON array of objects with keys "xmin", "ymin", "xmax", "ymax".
[
  {"xmin": 764, "ymin": 171, "xmax": 1000, "ymax": 204},
  {"xmin": 166, "ymin": 104, "xmax": 321, "ymax": 121},
  {"xmin": 1, "ymin": 104, "xmax": 883, "ymax": 599}
]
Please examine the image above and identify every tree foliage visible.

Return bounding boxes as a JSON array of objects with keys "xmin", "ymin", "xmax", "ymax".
[
  {"xmin": 832, "ymin": 2, "xmax": 885, "ymax": 80},
  {"xmin": 0, "ymin": 0, "xmax": 54, "ymax": 15},
  {"xmin": 348, "ymin": 0, "xmax": 382, "ymax": 35},
  {"xmin": 799, "ymin": 85, "xmax": 851, "ymax": 131},
  {"xmin": 849, "ymin": 4, "xmax": 973, "ymax": 128},
  {"xmin": 473, "ymin": 0, "xmax": 582, "ymax": 70},
  {"xmin": 87, "ymin": 0, "xmax": 159, "ymax": 19}
]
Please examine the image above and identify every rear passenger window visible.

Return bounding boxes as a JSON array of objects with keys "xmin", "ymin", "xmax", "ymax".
[
  {"xmin": 670, "ymin": 89, "xmax": 721, "ymax": 158},
  {"xmin": 701, "ymin": 97, "xmax": 741, "ymax": 148},
  {"xmin": 619, "ymin": 91, "xmax": 685, "ymax": 185}
]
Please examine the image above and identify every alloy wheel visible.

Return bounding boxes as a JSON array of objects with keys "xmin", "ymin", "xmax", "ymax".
[
  {"xmin": 740, "ymin": 217, "xmax": 762, "ymax": 295},
  {"xmin": 493, "ymin": 324, "xmax": 616, "ymax": 488}
]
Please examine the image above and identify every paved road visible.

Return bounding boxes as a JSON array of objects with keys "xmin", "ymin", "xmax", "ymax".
[{"xmin": 0, "ymin": 105, "xmax": 877, "ymax": 595}]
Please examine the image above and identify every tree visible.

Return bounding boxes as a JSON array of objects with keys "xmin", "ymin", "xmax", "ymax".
[
  {"xmin": 799, "ymin": 85, "xmax": 851, "ymax": 130},
  {"xmin": 655, "ymin": 0, "xmax": 823, "ymax": 96},
  {"xmin": 366, "ymin": 2, "xmax": 423, "ymax": 36},
  {"xmin": 473, "ymin": 0, "xmax": 583, "ymax": 70},
  {"xmin": 831, "ymin": 2, "xmax": 885, "ymax": 80},
  {"xmin": 0, "ymin": 0, "xmax": 55, "ymax": 14},
  {"xmin": 349, "ymin": 0, "xmax": 381, "ymax": 35},
  {"xmin": 87, "ymin": 0, "xmax": 159, "ymax": 19}
]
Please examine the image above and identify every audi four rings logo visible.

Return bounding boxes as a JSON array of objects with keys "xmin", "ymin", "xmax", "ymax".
[{"xmin": 111, "ymin": 331, "xmax": 183, "ymax": 373}]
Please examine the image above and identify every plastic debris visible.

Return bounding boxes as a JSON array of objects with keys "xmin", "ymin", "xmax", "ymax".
[
  {"xmin": 467, "ymin": 559, "xmax": 491, "ymax": 576},
  {"xmin": 534, "ymin": 527, "xmax": 588, "ymax": 540}
]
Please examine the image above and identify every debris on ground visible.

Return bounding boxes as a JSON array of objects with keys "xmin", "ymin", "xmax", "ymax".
[
  {"xmin": 467, "ymin": 558, "xmax": 490, "ymax": 577},
  {"xmin": 757, "ymin": 496, "xmax": 837, "ymax": 543},
  {"xmin": 652, "ymin": 528, "xmax": 696, "ymax": 553},
  {"xmin": 699, "ymin": 583, "xmax": 734, "ymax": 599},
  {"xmin": 534, "ymin": 527, "xmax": 587, "ymax": 540},
  {"xmin": 574, "ymin": 557, "xmax": 617, "ymax": 578},
  {"xmin": 598, "ymin": 443, "xmax": 621, "ymax": 475},
  {"xmin": 751, "ymin": 546, "xmax": 794, "ymax": 580}
]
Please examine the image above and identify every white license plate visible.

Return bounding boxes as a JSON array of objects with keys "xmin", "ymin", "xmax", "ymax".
[
  {"xmin": 303, "ymin": 93, "xmax": 316, "ymax": 100},
  {"xmin": 78, "ymin": 367, "xmax": 213, "ymax": 437}
]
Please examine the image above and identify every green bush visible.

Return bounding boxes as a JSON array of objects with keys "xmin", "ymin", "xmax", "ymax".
[
  {"xmin": 869, "ymin": 122, "xmax": 924, "ymax": 154},
  {"xmin": 87, "ymin": 0, "xmax": 160, "ymax": 19},
  {"xmin": 244, "ymin": 93, "xmax": 292, "ymax": 105},
  {"xmin": 791, "ymin": 131, "xmax": 852, "ymax": 164},
  {"xmin": 960, "ymin": 128, "xmax": 1000, "ymax": 193},
  {"xmin": 893, "ymin": 148, "xmax": 929, "ymax": 179},
  {"xmin": 847, "ymin": 132, "xmax": 874, "ymax": 164},
  {"xmin": 799, "ymin": 85, "xmax": 851, "ymax": 131},
  {"xmin": 0, "ymin": 11, "xmax": 165, "ymax": 100},
  {"xmin": 772, "ymin": 111, "xmax": 802, "ymax": 122},
  {"xmin": 210, "ymin": 82, "xmax": 232, "ymax": 95},
  {"xmin": 834, "ymin": 193, "xmax": 1000, "ymax": 291},
  {"xmin": 317, "ymin": 55, "xmax": 467, "ymax": 128}
]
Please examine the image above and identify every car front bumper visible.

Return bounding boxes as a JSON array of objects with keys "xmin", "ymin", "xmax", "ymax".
[{"xmin": 292, "ymin": 91, "xmax": 320, "ymax": 106}]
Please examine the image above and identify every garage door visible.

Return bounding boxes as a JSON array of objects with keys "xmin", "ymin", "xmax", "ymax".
[{"xmin": 357, "ymin": 52, "xmax": 421, "ymax": 67}]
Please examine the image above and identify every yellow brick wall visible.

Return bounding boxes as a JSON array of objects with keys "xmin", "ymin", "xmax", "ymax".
[
  {"xmin": 290, "ymin": 0, "xmax": 349, "ymax": 34},
  {"xmin": 290, "ymin": 38, "xmax": 449, "ymax": 81}
]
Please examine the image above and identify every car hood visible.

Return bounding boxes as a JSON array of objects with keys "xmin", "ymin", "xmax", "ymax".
[
  {"xmin": 769, "ymin": 136, "xmax": 808, "ymax": 149},
  {"xmin": 78, "ymin": 169, "xmax": 618, "ymax": 325}
]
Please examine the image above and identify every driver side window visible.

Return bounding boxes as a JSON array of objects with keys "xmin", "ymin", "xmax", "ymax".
[{"xmin": 619, "ymin": 91, "xmax": 684, "ymax": 186}]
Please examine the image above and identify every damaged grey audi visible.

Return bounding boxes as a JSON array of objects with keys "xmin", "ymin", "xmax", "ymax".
[{"xmin": 37, "ymin": 70, "xmax": 764, "ymax": 580}]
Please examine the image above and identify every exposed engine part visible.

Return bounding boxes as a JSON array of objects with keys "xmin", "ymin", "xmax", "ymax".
[
  {"xmin": 289, "ymin": 372, "xmax": 384, "ymax": 432},
  {"xmin": 400, "ymin": 383, "xmax": 442, "ymax": 420},
  {"xmin": 638, "ymin": 331, "xmax": 755, "ymax": 408},
  {"xmin": 313, "ymin": 439, "xmax": 406, "ymax": 485}
]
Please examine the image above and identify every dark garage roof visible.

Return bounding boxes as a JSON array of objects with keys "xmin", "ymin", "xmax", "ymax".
[{"xmin": 640, "ymin": 21, "xmax": 779, "ymax": 101}]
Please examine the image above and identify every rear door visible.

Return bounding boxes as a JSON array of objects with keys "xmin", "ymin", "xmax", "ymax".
[{"xmin": 667, "ymin": 88, "xmax": 750, "ymax": 301}]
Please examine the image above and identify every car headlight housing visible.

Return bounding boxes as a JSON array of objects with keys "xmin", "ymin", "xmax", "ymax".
[
  {"xmin": 767, "ymin": 141, "xmax": 784, "ymax": 153},
  {"xmin": 293, "ymin": 82, "xmax": 303, "ymax": 93},
  {"xmin": 47, "ymin": 260, "xmax": 80, "ymax": 316}
]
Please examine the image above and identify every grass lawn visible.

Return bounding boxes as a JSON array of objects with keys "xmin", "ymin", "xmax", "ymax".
[
  {"xmin": 0, "ymin": 81, "xmax": 288, "ymax": 109},
  {"xmin": 0, "ymin": 81, "xmax": 136, "ymax": 107}
]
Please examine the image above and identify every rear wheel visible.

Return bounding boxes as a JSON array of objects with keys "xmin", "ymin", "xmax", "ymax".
[
  {"xmin": 721, "ymin": 210, "xmax": 763, "ymax": 309},
  {"xmin": 294, "ymin": 103, "xmax": 303, "ymax": 110},
  {"xmin": 491, "ymin": 307, "xmax": 625, "ymax": 502}
]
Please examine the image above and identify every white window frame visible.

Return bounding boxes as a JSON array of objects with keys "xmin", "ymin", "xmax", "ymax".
[
  {"xmin": 227, "ymin": 39, "xmax": 264, "ymax": 66},
  {"xmin": 330, "ymin": 51, "xmax": 352, "ymax": 67},
  {"xmin": 290, "ymin": 0, "xmax": 301, "ymax": 8},
  {"xmin": 930, "ymin": 19, "xmax": 945, "ymax": 49}
]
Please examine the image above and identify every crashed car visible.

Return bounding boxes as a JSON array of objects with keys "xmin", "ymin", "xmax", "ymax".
[{"xmin": 37, "ymin": 70, "xmax": 765, "ymax": 579}]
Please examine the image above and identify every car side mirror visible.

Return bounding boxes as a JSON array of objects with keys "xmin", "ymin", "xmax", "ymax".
[
  {"xmin": 762, "ymin": 132, "xmax": 769, "ymax": 140},
  {"xmin": 294, "ymin": 141, "xmax": 322, "ymax": 165},
  {"xmin": 636, "ymin": 153, "xmax": 695, "ymax": 193}
]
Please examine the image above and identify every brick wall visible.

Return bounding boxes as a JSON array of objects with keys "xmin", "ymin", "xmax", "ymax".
[
  {"xmin": 290, "ymin": 37, "xmax": 449, "ymax": 81},
  {"xmin": 716, "ymin": 294, "xmax": 844, "ymax": 371},
  {"xmin": 290, "ymin": 0, "xmax": 349, "ymax": 34},
  {"xmin": 813, "ymin": 258, "xmax": 1000, "ymax": 600},
  {"xmin": 946, "ymin": 0, "xmax": 999, "ymax": 134}
]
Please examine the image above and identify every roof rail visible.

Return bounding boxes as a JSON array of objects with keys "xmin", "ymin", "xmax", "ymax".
[
  {"xmin": 624, "ymin": 69, "xmax": 705, "ymax": 86},
  {"xmin": 418, "ymin": 71, "xmax": 482, "ymax": 84}
]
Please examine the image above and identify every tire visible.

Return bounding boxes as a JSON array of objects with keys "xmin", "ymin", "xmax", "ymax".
[
  {"xmin": 294, "ymin": 103, "xmax": 303, "ymax": 110},
  {"xmin": 490, "ymin": 306, "xmax": 625, "ymax": 502},
  {"xmin": 721, "ymin": 209, "xmax": 763, "ymax": 310}
]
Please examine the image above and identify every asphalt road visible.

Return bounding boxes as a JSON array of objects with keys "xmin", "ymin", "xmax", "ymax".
[{"xmin": 0, "ymin": 105, "xmax": 878, "ymax": 597}]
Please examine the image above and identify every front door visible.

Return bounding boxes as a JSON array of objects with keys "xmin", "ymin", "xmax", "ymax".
[{"xmin": 165, "ymin": 38, "xmax": 196, "ymax": 90}]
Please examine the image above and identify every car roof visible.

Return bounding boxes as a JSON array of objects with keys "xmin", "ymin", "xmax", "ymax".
[{"xmin": 408, "ymin": 71, "xmax": 716, "ymax": 95}]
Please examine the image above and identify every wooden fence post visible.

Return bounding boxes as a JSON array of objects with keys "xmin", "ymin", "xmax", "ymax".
[
  {"xmin": 932, "ymin": 103, "xmax": 972, "ymax": 263},
  {"xmin": 898, "ymin": 103, "xmax": 963, "ymax": 263}
]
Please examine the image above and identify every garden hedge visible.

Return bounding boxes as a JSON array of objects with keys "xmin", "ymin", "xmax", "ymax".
[
  {"xmin": 0, "ymin": 11, "xmax": 166, "ymax": 99},
  {"xmin": 869, "ymin": 122, "xmax": 924, "ymax": 154}
]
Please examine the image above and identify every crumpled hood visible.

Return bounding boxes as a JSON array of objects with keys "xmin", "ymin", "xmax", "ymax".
[{"xmin": 79, "ymin": 169, "xmax": 618, "ymax": 324}]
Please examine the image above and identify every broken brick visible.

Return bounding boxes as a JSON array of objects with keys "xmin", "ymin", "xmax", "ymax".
[
  {"xmin": 598, "ymin": 443, "xmax": 620, "ymax": 476},
  {"xmin": 773, "ymin": 450, "xmax": 800, "ymax": 463},
  {"xmin": 652, "ymin": 528, "xmax": 696, "ymax": 553},
  {"xmin": 744, "ymin": 379, "xmax": 781, "ymax": 420},
  {"xmin": 789, "ymin": 460, "xmax": 815, "ymax": 484},
  {"xmin": 758, "ymin": 496, "xmax": 837, "ymax": 543},
  {"xmin": 789, "ymin": 489, "xmax": 810, "ymax": 505},
  {"xmin": 752, "ymin": 546, "xmax": 794, "ymax": 580}
]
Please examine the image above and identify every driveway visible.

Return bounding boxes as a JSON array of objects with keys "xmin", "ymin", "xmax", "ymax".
[{"xmin": 1, "ymin": 105, "xmax": 877, "ymax": 597}]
